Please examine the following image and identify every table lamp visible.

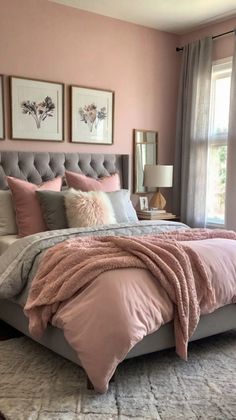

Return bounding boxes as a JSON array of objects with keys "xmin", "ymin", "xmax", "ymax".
[{"xmin": 144, "ymin": 164, "xmax": 173, "ymax": 210}]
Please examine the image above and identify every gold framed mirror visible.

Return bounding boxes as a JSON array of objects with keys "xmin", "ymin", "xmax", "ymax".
[{"xmin": 133, "ymin": 129, "xmax": 158, "ymax": 193}]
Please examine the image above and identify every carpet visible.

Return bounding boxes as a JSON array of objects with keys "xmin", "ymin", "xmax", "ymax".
[{"xmin": 0, "ymin": 332, "xmax": 236, "ymax": 419}]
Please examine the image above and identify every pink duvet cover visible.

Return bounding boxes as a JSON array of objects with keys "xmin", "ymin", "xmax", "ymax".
[{"xmin": 24, "ymin": 229, "xmax": 236, "ymax": 392}]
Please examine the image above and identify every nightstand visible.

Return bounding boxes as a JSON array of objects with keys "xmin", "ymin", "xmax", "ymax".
[{"xmin": 137, "ymin": 210, "xmax": 180, "ymax": 221}]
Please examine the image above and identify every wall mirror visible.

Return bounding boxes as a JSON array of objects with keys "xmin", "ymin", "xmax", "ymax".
[{"xmin": 133, "ymin": 129, "xmax": 158, "ymax": 193}]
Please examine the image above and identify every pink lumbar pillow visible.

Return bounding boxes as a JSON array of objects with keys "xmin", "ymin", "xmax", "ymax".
[
  {"xmin": 65, "ymin": 171, "xmax": 120, "ymax": 192},
  {"xmin": 7, "ymin": 176, "xmax": 62, "ymax": 237}
]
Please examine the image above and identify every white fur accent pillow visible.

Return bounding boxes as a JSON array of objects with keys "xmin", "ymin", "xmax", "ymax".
[{"xmin": 65, "ymin": 189, "xmax": 116, "ymax": 227}]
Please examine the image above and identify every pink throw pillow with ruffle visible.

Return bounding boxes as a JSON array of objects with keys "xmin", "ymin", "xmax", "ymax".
[
  {"xmin": 65, "ymin": 171, "xmax": 120, "ymax": 192},
  {"xmin": 7, "ymin": 176, "xmax": 62, "ymax": 237}
]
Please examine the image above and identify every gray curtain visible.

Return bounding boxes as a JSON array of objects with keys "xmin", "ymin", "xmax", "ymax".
[
  {"xmin": 173, "ymin": 37, "xmax": 213, "ymax": 227},
  {"xmin": 225, "ymin": 31, "xmax": 236, "ymax": 231}
]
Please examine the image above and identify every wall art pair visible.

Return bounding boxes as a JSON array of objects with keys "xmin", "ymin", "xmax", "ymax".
[{"xmin": 0, "ymin": 75, "xmax": 114, "ymax": 145}]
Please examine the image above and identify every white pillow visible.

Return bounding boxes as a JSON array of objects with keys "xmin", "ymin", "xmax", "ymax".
[
  {"xmin": 65, "ymin": 189, "xmax": 116, "ymax": 228},
  {"xmin": 106, "ymin": 190, "xmax": 138, "ymax": 223},
  {"xmin": 0, "ymin": 190, "xmax": 18, "ymax": 235}
]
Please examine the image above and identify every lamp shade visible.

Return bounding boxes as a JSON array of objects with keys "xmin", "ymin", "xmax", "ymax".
[{"xmin": 144, "ymin": 165, "xmax": 173, "ymax": 188}]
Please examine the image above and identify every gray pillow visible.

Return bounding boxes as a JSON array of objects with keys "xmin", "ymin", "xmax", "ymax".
[
  {"xmin": 107, "ymin": 190, "xmax": 138, "ymax": 223},
  {"xmin": 0, "ymin": 190, "xmax": 18, "ymax": 235},
  {"xmin": 36, "ymin": 190, "xmax": 68, "ymax": 231}
]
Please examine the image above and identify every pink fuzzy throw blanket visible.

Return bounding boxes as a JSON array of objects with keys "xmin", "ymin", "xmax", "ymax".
[{"xmin": 24, "ymin": 228, "xmax": 236, "ymax": 362}]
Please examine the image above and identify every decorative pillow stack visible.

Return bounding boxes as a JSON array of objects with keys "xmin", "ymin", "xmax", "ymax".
[
  {"xmin": 64, "ymin": 170, "xmax": 138, "ymax": 225},
  {"xmin": 6, "ymin": 176, "xmax": 62, "ymax": 237},
  {"xmin": 1, "ymin": 171, "xmax": 138, "ymax": 237}
]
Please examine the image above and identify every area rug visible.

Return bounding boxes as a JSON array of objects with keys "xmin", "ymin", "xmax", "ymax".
[{"xmin": 0, "ymin": 331, "xmax": 236, "ymax": 419}]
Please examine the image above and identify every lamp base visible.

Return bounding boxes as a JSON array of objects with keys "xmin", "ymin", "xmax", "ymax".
[{"xmin": 149, "ymin": 191, "xmax": 166, "ymax": 210}]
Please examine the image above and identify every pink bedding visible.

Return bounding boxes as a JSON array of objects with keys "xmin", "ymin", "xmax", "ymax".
[{"xmin": 24, "ymin": 229, "xmax": 236, "ymax": 392}]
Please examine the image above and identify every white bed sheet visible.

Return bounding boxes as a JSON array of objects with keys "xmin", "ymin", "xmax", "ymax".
[{"xmin": 0, "ymin": 235, "xmax": 18, "ymax": 255}]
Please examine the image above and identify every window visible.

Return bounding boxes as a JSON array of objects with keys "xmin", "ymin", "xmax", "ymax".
[{"xmin": 206, "ymin": 58, "xmax": 232, "ymax": 226}]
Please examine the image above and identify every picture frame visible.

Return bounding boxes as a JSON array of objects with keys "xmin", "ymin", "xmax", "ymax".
[
  {"xmin": 139, "ymin": 196, "xmax": 149, "ymax": 211},
  {"xmin": 71, "ymin": 85, "xmax": 114, "ymax": 144},
  {"xmin": 0, "ymin": 75, "xmax": 4, "ymax": 140},
  {"xmin": 10, "ymin": 76, "xmax": 64, "ymax": 141}
]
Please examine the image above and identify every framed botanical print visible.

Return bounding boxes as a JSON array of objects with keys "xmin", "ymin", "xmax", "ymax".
[
  {"xmin": 71, "ymin": 85, "xmax": 114, "ymax": 144},
  {"xmin": 0, "ymin": 75, "xmax": 4, "ymax": 139},
  {"xmin": 10, "ymin": 76, "xmax": 64, "ymax": 141}
]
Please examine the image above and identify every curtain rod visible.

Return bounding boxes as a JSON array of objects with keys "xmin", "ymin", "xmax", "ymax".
[{"xmin": 176, "ymin": 29, "xmax": 235, "ymax": 52}]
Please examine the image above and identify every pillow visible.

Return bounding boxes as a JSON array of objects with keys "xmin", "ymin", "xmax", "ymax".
[
  {"xmin": 7, "ymin": 176, "xmax": 62, "ymax": 237},
  {"xmin": 0, "ymin": 190, "xmax": 18, "ymax": 235},
  {"xmin": 107, "ymin": 190, "xmax": 138, "ymax": 223},
  {"xmin": 65, "ymin": 189, "xmax": 116, "ymax": 228},
  {"xmin": 65, "ymin": 171, "xmax": 120, "ymax": 192},
  {"xmin": 36, "ymin": 190, "xmax": 68, "ymax": 231},
  {"xmin": 37, "ymin": 189, "xmax": 137, "ymax": 230}
]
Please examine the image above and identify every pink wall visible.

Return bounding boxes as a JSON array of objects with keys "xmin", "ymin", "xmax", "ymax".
[
  {"xmin": 0, "ymin": 0, "xmax": 180, "ymax": 168},
  {"xmin": 2, "ymin": 0, "xmax": 234, "ymax": 209},
  {"xmin": 180, "ymin": 17, "xmax": 236, "ymax": 60}
]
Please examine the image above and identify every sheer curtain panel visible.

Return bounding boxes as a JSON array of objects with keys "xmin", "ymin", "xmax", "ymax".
[
  {"xmin": 225, "ymin": 31, "xmax": 236, "ymax": 231},
  {"xmin": 173, "ymin": 37, "xmax": 213, "ymax": 227}
]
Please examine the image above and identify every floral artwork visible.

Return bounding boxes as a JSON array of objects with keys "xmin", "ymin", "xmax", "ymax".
[
  {"xmin": 21, "ymin": 96, "xmax": 55, "ymax": 129},
  {"xmin": 79, "ymin": 103, "xmax": 106, "ymax": 133},
  {"xmin": 10, "ymin": 77, "xmax": 64, "ymax": 141},
  {"xmin": 71, "ymin": 86, "xmax": 114, "ymax": 144}
]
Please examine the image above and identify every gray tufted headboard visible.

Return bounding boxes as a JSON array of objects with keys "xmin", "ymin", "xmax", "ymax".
[{"xmin": 0, "ymin": 151, "xmax": 129, "ymax": 190}]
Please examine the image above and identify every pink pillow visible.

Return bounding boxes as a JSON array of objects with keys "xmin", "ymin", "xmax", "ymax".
[
  {"xmin": 7, "ymin": 176, "xmax": 62, "ymax": 237},
  {"xmin": 65, "ymin": 171, "xmax": 120, "ymax": 192}
]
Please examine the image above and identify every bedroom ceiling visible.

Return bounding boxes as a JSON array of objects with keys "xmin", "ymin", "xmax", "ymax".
[{"xmin": 50, "ymin": 0, "xmax": 236, "ymax": 34}]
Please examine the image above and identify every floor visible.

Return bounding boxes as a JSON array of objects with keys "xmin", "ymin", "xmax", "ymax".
[{"xmin": 0, "ymin": 329, "xmax": 236, "ymax": 419}]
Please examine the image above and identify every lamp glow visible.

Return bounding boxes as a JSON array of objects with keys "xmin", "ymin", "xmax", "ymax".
[{"xmin": 144, "ymin": 164, "xmax": 173, "ymax": 209}]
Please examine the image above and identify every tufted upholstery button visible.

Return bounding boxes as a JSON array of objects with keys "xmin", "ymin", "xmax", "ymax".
[{"xmin": 0, "ymin": 151, "xmax": 129, "ymax": 190}]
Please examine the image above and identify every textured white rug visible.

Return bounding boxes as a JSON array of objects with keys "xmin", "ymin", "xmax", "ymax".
[{"xmin": 0, "ymin": 332, "xmax": 236, "ymax": 419}]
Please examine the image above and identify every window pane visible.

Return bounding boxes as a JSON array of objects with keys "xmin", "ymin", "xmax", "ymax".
[
  {"xmin": 211, "ymin": 76, "xmax": 230, "ymax": 138},
  {"xmin": 206, "ymin": 59, "xmax": 232, "ymax": 225},
  {"xmin": 206, "ymin": 145, "xmax": 227, "ymax": 224}
]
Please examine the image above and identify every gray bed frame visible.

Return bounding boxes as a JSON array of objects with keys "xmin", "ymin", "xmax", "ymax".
[{"xmin": 0, "ymin": 151, "xmax": 235, "ymax": 376}]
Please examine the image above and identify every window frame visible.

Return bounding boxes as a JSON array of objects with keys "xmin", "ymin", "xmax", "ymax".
[{"xmin": 206, "ymin": 57, "xmax": 232, "ymax": 228}]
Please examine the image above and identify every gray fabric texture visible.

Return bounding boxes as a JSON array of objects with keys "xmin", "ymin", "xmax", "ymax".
[
  {"xmin": 0, "ymin": 190, "xmax": 17, "ymax": 235},
  {"xmin": 0, "ymin": 151, "xmax": 129, "ymax": 190},
  {"xmin": 107, "ymin": 190, "xmax": 138, "ymax": 223},
  {"xmin": 173, "ymin": 37, "xmax": 213, "ymax": 227},
  {"xmin": 0, "ymin": 235, "xmax": 18, "ymax": 255},
  {"xmin": 36, "ymin": 190, "xmax": 68, "ymax": 231},
  {"xmin": 225, "ymin": 32, "xmax": 236, "ymax": 230},
  {"xmin": 0, "ymin": 220, "xmax": 188, "ymax": 301}
]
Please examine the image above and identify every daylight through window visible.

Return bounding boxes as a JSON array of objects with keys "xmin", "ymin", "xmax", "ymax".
[{"xmin": 206, "ymin": 58, "xmax": 232, "ymax": 226}]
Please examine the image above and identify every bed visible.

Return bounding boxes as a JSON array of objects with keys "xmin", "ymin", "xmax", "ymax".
[{"xmin": 0, "ymin": 150, "xmax": 236, "ymax": 393}]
